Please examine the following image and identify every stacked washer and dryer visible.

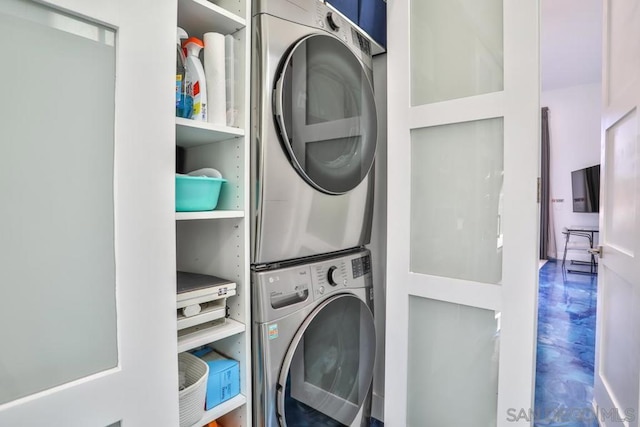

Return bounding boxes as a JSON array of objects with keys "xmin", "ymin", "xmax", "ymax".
[{"xmin": 250, "ymin": 0, "xmax": 379, "ymax": 425}]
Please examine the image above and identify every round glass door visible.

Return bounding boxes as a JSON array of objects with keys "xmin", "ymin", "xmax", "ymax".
[
  {"xmin": 274, "ymin": 34, "xmax": 377, "ymax": 195},
  {"xmin": 277, "ymin": 294, "xmax": 376, "ymax": 426}
]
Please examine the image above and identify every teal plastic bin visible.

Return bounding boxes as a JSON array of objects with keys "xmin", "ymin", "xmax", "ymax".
[{"xmin": 175, "ymin": 175, "xmax": 226, "ymax": 212}]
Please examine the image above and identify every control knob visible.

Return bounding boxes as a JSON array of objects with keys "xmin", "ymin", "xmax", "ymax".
[
  {"xmin": 326, "ymin": 11, "xmax": 341, "ymax": 31},
  {"xmin": 327, "ymin": 266, "xmax": 339, "ymax": 286}
]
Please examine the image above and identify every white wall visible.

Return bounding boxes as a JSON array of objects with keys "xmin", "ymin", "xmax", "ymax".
[
  {"xmin": 542, "ymin": 82, "xmax": 601, "ymax": 261},
  {"xmin": 368, "ymin": 53, "xmax": 387, "ymax": 422}
]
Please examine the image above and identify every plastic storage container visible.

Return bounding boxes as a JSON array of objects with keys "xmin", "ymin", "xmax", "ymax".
[
  {"xmin": 176, "ymin": 175, "xmax": 226, "ymax": 212},
  {"xmin": 178, "ymin": 352, "xmax": 209, "ymax": 427},
  {"xmin": 193, "ymin": 347, "xmax": 240, "ymax": 410}
]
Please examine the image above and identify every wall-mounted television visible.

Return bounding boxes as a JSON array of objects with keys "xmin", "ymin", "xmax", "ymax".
[{"xmin": 571, "ymin": 164, "xmax": 600, "ymax": 213}]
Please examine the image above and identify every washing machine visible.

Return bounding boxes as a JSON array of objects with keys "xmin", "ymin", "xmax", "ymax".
[
  {"xmin": 251, "ymin": 0, "xmax": 378, "ymax": 266},
  {"xmin": 253, "ymin": 248, "xmax": 376, "ymax": 426}
]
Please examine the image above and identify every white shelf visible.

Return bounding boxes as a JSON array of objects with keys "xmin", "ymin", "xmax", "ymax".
[
  {"xmin": 178, "ymin": 0, "xmax": 245, "ymax": 37},
  {"xmin": 176, "ymin": 118, "xmax": 244, "ymax": 148},
  {"xmin": 188, "ymin": 394, "xmax": 247, "ymax": 427},
  {"xmin": 178, "ymin": 318, "xmax": 246, "ymax": 353},
  {"xmin": 176, "ymin": 210, "xmax": 244, "ymax": 220}
]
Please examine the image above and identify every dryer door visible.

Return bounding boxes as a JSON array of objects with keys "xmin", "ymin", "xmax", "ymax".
[
  {"xmin": 276, "ymin": 294, "xmax": 376, "ymax": 426},
  {"xmin": 274, "ymin": 34, "xmax": 377, "ymax": 195}
]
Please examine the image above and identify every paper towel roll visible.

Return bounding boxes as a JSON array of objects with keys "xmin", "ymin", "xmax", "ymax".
[
  {"xmin": 203, "ymin": 32, "xmax": 226, "ymax": 125},
  {"xmin": 225, "ymin": 34, "xmax": 237, "ymax": 127}
]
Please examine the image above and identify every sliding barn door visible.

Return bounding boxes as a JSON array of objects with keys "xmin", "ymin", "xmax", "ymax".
[{"xmin": 385, "ymin": 0, "xmax": 540, "ymax": 425}]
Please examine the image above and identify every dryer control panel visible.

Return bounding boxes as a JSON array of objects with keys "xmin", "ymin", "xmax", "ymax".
[{"xmin": 313, "ymin": 1, "xmax": 372, "ymax": 69}]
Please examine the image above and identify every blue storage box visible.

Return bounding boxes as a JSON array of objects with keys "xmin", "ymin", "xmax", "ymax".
[
  {"xmin": 327, "ymin": 0, "xmax": 359, "ymax": 24},
  {"xmin": 192, "ymin": 347, "xmax": 240, "ymax": 410},
  {"xmin": 175, "ymin": 175, "xmax": 226, "ymax": 212},
  {"xmin": 359, "ymin": 0, "xmax": 386, "ymax": 48}
]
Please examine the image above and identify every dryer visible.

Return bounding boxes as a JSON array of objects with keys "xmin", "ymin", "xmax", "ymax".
[
  {"xmin": 253, "ymin": 248, "xmax": 376, "ymax": 426},
  {"xmin": 251, "ymin": 0, "xmax": 378, "ymax": 265}
]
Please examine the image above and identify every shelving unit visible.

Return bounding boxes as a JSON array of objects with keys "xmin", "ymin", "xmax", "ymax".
[
  {"xmin": 188, "ymin": 395, "xmax": 248, "ymax": 427},
  {"xmin": 178, "ymin": 318, "xmax": 246, "ymax": 353},
  {"xmin": 177, "ymin": 0, "xmax": 245, "ymax": 36},
  {"xmin": 175, "ymin": 0, "xmax": 251, "ymax": 425},
  {"xmin": 176, "ymin": 118, "xmax": 244, "ymax": 148},
  {"xmin": 176, "ymin": 210, "xmax": 244, "ymax": 220}
]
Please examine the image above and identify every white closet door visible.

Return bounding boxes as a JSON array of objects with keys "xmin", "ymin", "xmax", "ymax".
[
  {"xmin": 385, "ymin": 0, "xmax": 540, "ymax": 425},
  {"xmin": 593, "ymin": 1, "xmax": 640, "ymax": 425},
  {"xmin": 0, "ymin": 0, "xmax": 177, "ymax": 425}
]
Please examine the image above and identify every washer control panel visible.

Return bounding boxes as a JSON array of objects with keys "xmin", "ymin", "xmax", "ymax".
[
  {"xmin": 352, "ymin": 254, "xmax": 371, "ymax": 279},
  {"xmin": 313, "ymin": 260, "xmax": 348, "ymax": 292},
  {"xmin": 309, "ymin": 251, "xmax": 372, "ymax": 300},
  {"xmin": 265, "ymin": 267, "xmax": 311, "ymax": 310},
  {"xmin": 253, "ymin": 249, "xmax": 373, "ymax": 322}
]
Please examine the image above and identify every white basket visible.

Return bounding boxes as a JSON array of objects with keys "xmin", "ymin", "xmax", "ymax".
[{"xmin": 178, "ymin": 352, "xmax": 209, "ymax": 427}]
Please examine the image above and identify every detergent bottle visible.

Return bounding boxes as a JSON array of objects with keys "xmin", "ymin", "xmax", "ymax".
[
  {"xmin": 183, "ymin": 37, "xmax": 207, "ymax": 121},
  {"xmin": 176, "ymin": 27, "xmax": 191, "ymax": 118}
]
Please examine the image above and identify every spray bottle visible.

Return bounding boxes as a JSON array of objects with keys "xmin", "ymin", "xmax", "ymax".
[
  {"xmin": 176, "ymin": 27, "xmax": 191, "ymax": 118},
  {"xmin": 183, "ymin": 37, "xmax": 207, "ymax": 121}
]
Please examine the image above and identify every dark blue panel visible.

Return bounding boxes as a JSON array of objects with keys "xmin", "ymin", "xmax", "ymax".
[
  {"xmin": 358, "ymin": 0, "xmax": 386, "ymax": 48},
  {"xmin": 327, "ymin": 0, "xmax": 359, "ymax": 24}
]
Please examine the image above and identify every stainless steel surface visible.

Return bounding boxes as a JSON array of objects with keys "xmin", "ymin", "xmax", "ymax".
[
  {"xmin": 251, "ymin": 0, "xmax": 377, "ymax": 265},
  {"xmin": 252, "ymin": 0, "xmax": 374, "ymax": 67},
  {"xmin": 253, "ymin": 248, "xmax": 373, "ymax": 323},
  {"xmin": 252, "ymin": 248, "xmax": 375, "ymax": 427}
]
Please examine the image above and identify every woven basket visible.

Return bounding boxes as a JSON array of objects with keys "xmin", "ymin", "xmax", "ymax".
[{"xmin": 178, "ymin": 352, "xmax": 209, "ymax": 427}]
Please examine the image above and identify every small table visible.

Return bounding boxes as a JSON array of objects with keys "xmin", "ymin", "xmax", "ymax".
[{"xmin": 562, "ymin": 225, "xmax": 599, "ymax": 275}]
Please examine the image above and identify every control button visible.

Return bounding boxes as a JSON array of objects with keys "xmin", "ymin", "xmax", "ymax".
[
  {"xmin": 318, "ymin": 286, "xmax": 325, "ymax": 294},
  {"xmin": 326, "ymin": 11, "xmax": 341, "ymax": 31},
  {"xmin": 327, "ymin": 265, "xmax": 339, "ymax": 286}
]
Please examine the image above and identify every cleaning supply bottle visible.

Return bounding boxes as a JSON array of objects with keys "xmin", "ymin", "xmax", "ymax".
[
  {"xmin": 183, "ymin": 37, "xmax": 207, "ymax": 121},
  {"xmin": 176, "ymin": 27, "xmax": 191, "ymax": 118}
]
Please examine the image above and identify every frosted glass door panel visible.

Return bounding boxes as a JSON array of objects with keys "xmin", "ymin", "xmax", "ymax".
[
  {"xmin": 410, "ymin": 118, "xmax": 504, "ymax": 284},
  {"xmin": 0, "ymin": 0, "xmax": 117, "ymax": 404},
  {"xmin": 410, "ymin": 0, "xmax": 503, "ymax": 105},
  {"xmin": 407, "ymin": 297, "xmax": 499, "ymax": 427},
  {"xmin": 604, "ymin": 110, "xmax": 637, "ymax": 256}
]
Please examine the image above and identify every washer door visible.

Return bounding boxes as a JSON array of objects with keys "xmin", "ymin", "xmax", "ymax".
[
  {"xmin": 276, "ymin": 294, "xmax": 376, "ymax": 426},
  {"xmin": 274, "ymin": 34, "xmax": 377, "ymax": 195}
]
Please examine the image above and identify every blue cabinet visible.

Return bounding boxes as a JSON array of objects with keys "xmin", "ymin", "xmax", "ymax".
[
  {"xmin": 326, "ymin": 0, "xmax": 358, "ymax": 23},
  {"xmin": 359, "ymin": 0, "xmax": 386, "ymax": 48},
  {"xmin": 326, "ymin": 0, "xmax": 386, "ymax": 50}
]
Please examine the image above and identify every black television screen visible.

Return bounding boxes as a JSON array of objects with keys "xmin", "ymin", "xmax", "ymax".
[{"xmin": 571, "ymin": 164, "xmax": 600, "ymax": 213}]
